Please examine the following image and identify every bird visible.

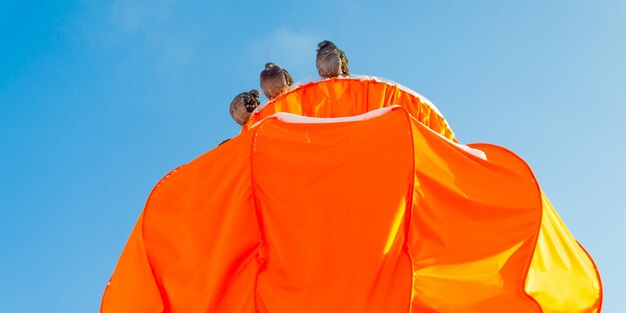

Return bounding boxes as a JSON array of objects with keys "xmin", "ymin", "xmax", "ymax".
[
  {"xmin": 260, "ymin": 62, "xmax": 294, "ymax": 100},
  {"xmin": 316, "ymin": 40, "xmax": 350, "ymax": 79},
  {"xmin": 229, "ymin": 89, "xmax": 261, "ymax": 126}
]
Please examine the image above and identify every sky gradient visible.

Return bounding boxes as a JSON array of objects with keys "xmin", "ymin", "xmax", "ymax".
[{"xmin": 1, "ymin": 1, "xmax": 624, "ymax": 312}]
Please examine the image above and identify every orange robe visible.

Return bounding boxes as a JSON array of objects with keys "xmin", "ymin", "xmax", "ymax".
[{"xmin": 101, "ymin": 77, "xmax": 602, "ymax": 313}]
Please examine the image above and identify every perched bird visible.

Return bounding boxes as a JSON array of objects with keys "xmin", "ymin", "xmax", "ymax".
[
  {"xmin": 260, "ymin": 62, "xmax": 294, "ymax": 100},
  {"xmin": 229, "ymin": 89, "xmax": 261, "ymax": 126},
  {"xmin": 316, "ymin": 40, "xmax": 350, "ymax": 78}
]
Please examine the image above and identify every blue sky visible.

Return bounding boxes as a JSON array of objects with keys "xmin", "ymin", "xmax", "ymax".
[{"xmin": 1, "ymin": 1, "xmax": 624, "ymax": 312}]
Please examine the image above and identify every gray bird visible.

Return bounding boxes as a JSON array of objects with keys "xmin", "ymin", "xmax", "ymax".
[
  {"xmin": 316, "ymin": 40, "xmax": 350, "ymax": 79},
  {"xmin": 260, "ymin": 62, "xmax": 294, "ymax": 100},
  {"xmin": 229, "ymin": 89, "xmax": 261, "ymax": 126}
]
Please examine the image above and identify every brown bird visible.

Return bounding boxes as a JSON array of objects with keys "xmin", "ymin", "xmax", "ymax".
[
  {"xmin": 229, "ymin": 89, "xmax": 261, "ymax": 126},
  {"xmin": 316, "ymin": 40, "xmax": 349, "ymax": 78},
  {"xmin": 260, "ymin": 62, "xmax": 293, "ymax": 100}
]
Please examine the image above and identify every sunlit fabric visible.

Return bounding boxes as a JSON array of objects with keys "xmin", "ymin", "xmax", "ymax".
[{"xmin": 101, "ymin": 77, "xmax": 601, "ymax": 313}]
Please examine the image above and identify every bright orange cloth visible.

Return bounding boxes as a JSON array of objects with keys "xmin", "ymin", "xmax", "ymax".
[{"xmin": 101, "ymin": 78, "xmax": 601, "ymax": 313}]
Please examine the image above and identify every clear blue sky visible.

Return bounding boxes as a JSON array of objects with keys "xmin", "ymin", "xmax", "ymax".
[{"xmin": 1, "ymin": 1, "xmax": 624, "ymax": 312}]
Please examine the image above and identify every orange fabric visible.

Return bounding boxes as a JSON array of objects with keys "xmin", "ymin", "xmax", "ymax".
[
  {"xmin": 100, "ymin": 212, "xmax": 164, "ymax": 312},
  {"xmin": 525, "ymin": 193, "xmax": 603, "ymax": 312},
  {"xmin": 245, "ymin": 77, "xmax": 457, "ymax": 142},
  {"xmin": 407, "ymin": 137, "xmax": 543, "ymax": 312},
  {"xmin": 101, "ymin": 78, "xmax": 601, "ymax": 313}
]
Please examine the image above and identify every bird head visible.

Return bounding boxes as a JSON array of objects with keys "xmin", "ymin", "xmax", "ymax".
[
  {"xmin": 265, "ymin": 62, "xmax": 276, "ymax": 70},
  {"xmin": 317, "ymin": 40, "xmax": 335, "ymax": 51},
  {"xmin": 249, "ymin": 89, "xmax": 261, "ymax": 98}
]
